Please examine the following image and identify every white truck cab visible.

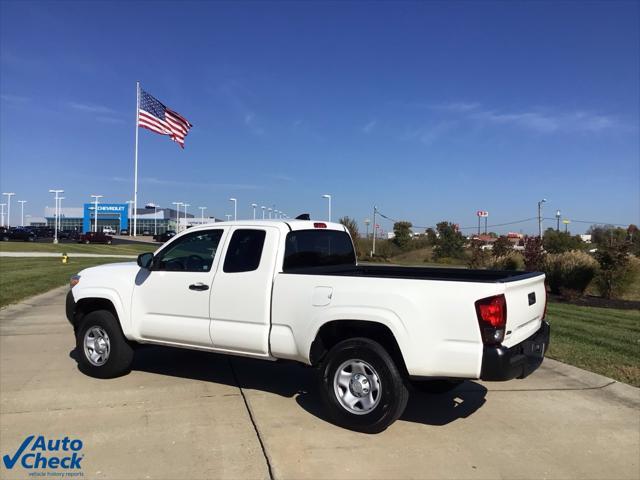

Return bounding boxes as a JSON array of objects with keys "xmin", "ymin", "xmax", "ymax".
[{"xmin": 67, "ymin": 218, "xmax": 550, "ymax": 433}]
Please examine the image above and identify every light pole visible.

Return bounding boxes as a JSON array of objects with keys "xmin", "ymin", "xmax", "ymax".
[
  {"xmin": 2, "ymin": 192, "xmax": 15, "ymax": 228},
  {"xmin": 225, "ymin": 214, "xmax": 232, "ymax": 221},
  {"xmin": 172, "ymin": 202, "xmax": 183, "ymax": 232},
  {"xmin": 58, "ymin": 197, "xmax": 65, "ymax": 231},
  {"xmin": 364, "ymin": 218, "xmax": 370, "ymax": 239},
  {"xmin": 126, "ymin": 200, "xmax": 134, "ymax": 236},
  {"xmin": 229, "ymin": 198, "xmax": 237, "ymax": 221},
  {"xmin": 268, "ymin": 207, "xmax": 272, "ymax": 219},
  {"xmin": 183, "ymin": 203, "xmax": 191, "ymax": 229},
  {"xmin": 48, "ymin": 189, "xmax": 63, "ymax": 243},
  {"xmin": 261, "ymin": 206, "xmax": 266, "ymax": 219},
  {"xmin": 556, "ymin": 210, "xmax": 561, "ymax": 232},
  {"xmin": 90, "ymin": 195, "xmax": 103, "ymax": 233},
  {"xmin": 537, "ymin": 198, "xmax": 547, "ymax": 238},
  {"xmin": 322, "ymin": 194, "xmax": 332, "ymax": 221},
  {"xmin": 153, "ymin": 204, "xmax": 159, "ymax": 235},
  {"xmin": 199, "ymin": 206, "xmax": 207, "ymax": 224},
  {"xmin": 251, "ymin": 203, "xmax": 257, "ymax": 220},
  {"xmin": 18, "ymin": 200, "xmax": 27, "ymax": 227},
  {"xmin": 0, "ymin": 204, "xmax": 5, "ymax": 227}
]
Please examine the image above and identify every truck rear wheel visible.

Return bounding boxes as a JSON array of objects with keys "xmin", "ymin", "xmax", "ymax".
[
  {"xmin": 76, "ymin": 310, "xmax": 134, "ymax": 379},
  {"xmin": 318, "ymin": 337, "xmax": 409, "ymax": 433}
]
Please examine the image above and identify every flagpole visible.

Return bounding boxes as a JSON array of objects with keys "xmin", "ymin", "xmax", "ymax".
[{"xmin": 133, "ymin": 81, "xmax": 140, "ymax": 237}]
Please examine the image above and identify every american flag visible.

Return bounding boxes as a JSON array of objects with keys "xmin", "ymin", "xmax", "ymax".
[{"xmin": 138, "ymin": 89, "xmax": 193, "ymax": 148}]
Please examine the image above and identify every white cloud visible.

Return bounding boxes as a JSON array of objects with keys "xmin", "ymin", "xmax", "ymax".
[
  {"xmin": 435, "ymin": 101, "xmax": 618, "ymax": 134},
  {"xmin": 67, "ymin": 102, "xmax": 116, "ymax": 115},
  {"xmin": 362, "ymin": 119, "xmax": 377, "ymax": 134},
  {"xmin": 0, "ymin": 93, "xmax": 30, "ymax": 103}
]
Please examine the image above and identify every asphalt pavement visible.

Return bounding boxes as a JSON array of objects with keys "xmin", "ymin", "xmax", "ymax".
[{"xmin": 1, "ymin": 287, "xmax": 638, "ymax": 479}]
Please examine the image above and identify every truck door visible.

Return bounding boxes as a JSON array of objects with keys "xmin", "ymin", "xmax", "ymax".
[
  {"xmin": 131, "ymin": 228, "xmax": 226, "ymax": 347},
  {"xmin": 209, "ymin": 227, "xmax": 279, "ymax": 356}
]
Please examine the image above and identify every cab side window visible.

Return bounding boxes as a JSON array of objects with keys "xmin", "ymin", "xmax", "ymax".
[
  {"xmin": 223, "ymin": 229, "xmax": 266, "ymax": 273},
  {"xmin": 155, "ymin": 230, "xmax": 223, "ymax": 272}
]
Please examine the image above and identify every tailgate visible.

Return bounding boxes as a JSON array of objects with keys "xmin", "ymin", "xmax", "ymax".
[{"xmin": 502, "ymin": 273, "xmax": 546, "ymax": 348}]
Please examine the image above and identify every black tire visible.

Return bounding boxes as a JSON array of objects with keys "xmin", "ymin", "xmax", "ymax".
[
  {"xmin": 411, "ymin": 379, "xmax": 463, "ymax": 394},
  {"xmin": 76, "ymin": 310, "xmax": 134, "ymax": 379},
  {"xmin": 318, "ymin": 337, "xmax": 409, "ymax": 433}
]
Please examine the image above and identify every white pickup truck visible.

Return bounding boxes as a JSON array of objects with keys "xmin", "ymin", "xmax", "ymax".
[{"xmin": 66, "ymin": 218, "xmax": 550, "ymax": 432}]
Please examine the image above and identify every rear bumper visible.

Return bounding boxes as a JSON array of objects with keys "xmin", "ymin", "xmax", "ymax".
[{"xmin": 480, "ymin": 320, "xmax": 550, "ymax": 381}]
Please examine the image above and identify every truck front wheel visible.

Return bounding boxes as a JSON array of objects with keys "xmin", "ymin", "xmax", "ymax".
[
  {"xmin": 76, "ymin": 310, "xmax": 134, "ymax": 379},
  {"xmin": 318, "ymin": 337, "xmax": 409, "ymax": 433}
]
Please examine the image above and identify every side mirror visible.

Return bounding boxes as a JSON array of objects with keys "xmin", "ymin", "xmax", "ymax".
[{"xmin": 137, "ymin": 252, "xmax": 154, "ymax": 270}]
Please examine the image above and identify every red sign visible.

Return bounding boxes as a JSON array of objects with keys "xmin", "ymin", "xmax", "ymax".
[{"xmin": 476, "ymin": 210, "xmax": 489, "ymax": 217}]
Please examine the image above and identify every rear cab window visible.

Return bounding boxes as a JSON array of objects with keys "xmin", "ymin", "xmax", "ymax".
[{"xmin": 283, "ymin": 229, "xmax": 356, "ymax": 272}]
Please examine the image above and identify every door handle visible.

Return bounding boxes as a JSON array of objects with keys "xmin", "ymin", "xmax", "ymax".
[{"xmin": 189, "ymin": 282, "xmax": 209, "ymax": 291}]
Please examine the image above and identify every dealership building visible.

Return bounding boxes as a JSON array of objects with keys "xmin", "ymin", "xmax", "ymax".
[{"xmin": 28, "ymin": 203, "xmax": 217, "ymax": 234}]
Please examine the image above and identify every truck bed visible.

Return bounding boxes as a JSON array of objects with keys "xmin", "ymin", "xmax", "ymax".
[{"xmin": 283, "ymin": 264, "xmax": 543, "ymax": 283}]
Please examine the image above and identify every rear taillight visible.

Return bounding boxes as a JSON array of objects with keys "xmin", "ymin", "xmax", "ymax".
[
  {"xmin": 313, "ymin": 222, "xmax": 327, "ymax": 228},
  {"xmin": 475, "ymin": 294, "xmax": 507, "ymax": 345}
]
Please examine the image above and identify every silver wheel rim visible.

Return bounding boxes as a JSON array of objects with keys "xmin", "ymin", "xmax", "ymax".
[
  {"xmin": 83, "ymin": 326, "xmax": 111, "ymax": 366},
  {"xmin": 333, "ymin": 359, "xmax": 381, "ymax": 415}
]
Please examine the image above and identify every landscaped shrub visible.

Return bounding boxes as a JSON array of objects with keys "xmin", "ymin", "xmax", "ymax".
[
  {"xmin": 593, "ymin": 243, "xmax": 640, "ymax": 299},
  {"xmin": 543, "ymin": 250, "xmax": 599, "ymax": 296},
  {"xmin": 487, "ymin": 252, "xmax": 525, "ymax": 271}
]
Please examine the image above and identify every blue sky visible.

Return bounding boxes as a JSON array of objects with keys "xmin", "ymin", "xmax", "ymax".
[{"xmin": 1, "ymin": 1, "xmax": 638, "ymax": 234}]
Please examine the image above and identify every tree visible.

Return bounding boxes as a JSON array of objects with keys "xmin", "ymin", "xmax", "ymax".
[
  {"xmin": 339, "ymin": 216, "xmax": 360, "ymax": 240},
  {"xmin": 425, "ymin": 228, "xmax": 437, "ymax": 245},
  {"xmin": 593, "ymin": 242, "xmax": 634, "ymax": 299},
  {"xmin": 524, "ymin": 236, "xmax": 545, "ymax": 271},
  {"xmin": 588, "ymin": 225, "xmax": 627, "ymax": 247},
  {"xmin": 543, "ymin": 229, "xmax": 583, "ymax": 254},
  {"xmin": 393, "ymin": 221, "xmax": 413, "ymax": 249},
  {"xmin": 492, "ymin": 236, "xmax": 513, "ymax": 257},
  {"xmin": 468, "ymin": 239, "xmax": 489, "ymax": 268},
  {"xmin": 432, "ymin": 221, "xmax": 465, "ymax": 260}
]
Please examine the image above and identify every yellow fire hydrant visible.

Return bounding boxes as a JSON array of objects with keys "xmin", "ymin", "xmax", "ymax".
[{"xmin": 62, "ymin": 253, "xmax": 68, "ymax": 264}]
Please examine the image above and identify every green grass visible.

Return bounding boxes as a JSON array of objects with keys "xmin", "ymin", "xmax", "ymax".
[
  {"xmin": 0, "ymin": 257, "xmax": 132, "ymax": 307},
  {"xmin": 0, "ymin": 241, "xmax": 154, "ymax": 255},
  {"xmin": 547, "ymin": 302, "xmax": 640, "ymax": 387}
]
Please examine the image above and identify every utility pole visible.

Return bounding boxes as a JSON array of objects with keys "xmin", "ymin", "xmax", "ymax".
[
  {"xmin": 372, "ymin": 206, "xmax": 377, "ymax": 256},
  {"xmin": 537, "ymin": 198, "xmax": 547, "ymax": 237}
]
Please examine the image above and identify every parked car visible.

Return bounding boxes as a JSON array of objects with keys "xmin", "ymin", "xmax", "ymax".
[
  {"xmin": 32, "ymin": 226, "xmax": 54, "ymax": 238},
  {"xmin": 152, "ymin": 230, "xmax": 176, "ymax": 243},
  {"xmin": 78, "ymin": 232, "xmax": 112, "ymax": 244},
  {"xmin": 102, "ymin": 227, "xmax": 116, "ymax": 235},
  {"xmin": 142, "ymin": 230, "xmax": 151, "ymax": 235},
  {"xmin": 67, "ymin": 219, "xmax": 549, "ymax": 433},
  {"xmin": 2, "ymin": 227, "xmax": 37, "ymax": 242},
  {"xmin": 120, "ymin": 229, "xmax": 129, "ymax": 235},
  {"xmin": 59, "ymin": 230, "xmax": 80, "ymax": 241}
]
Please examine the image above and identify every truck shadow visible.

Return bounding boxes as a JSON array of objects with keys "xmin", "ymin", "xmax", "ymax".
[{"xmin": 75, "ymin": 344, "xmax": 487, "ymax": 428}]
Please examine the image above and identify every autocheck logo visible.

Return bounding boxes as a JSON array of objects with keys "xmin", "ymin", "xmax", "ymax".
[{"xmin": 2, "ymin": 435, "xmax": 84, "ymax": 472}]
